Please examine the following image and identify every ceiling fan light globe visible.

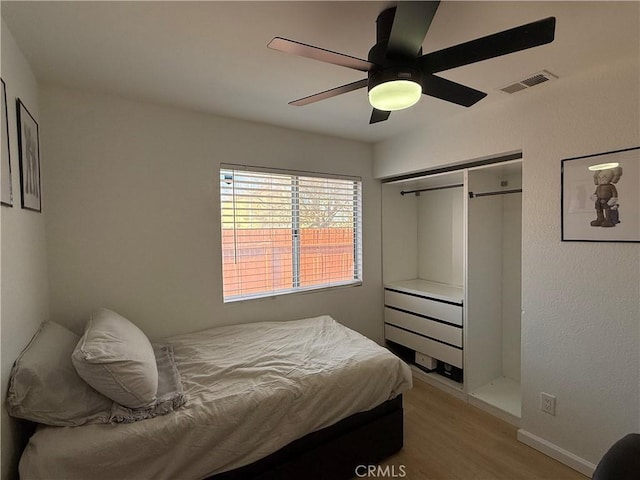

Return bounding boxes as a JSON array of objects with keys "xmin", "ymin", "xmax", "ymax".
[{"xmin": 368, "ymin": 80, "xmax": 422, "ymax": 111}]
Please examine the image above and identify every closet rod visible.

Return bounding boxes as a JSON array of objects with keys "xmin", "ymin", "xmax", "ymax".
[
  {"xmin": 401, "ymin": 183, "xmax": 463, "ymax": 196},
  {"xmin": 468, "ymin": 188, "xmax": 522, "ymax": 198}
]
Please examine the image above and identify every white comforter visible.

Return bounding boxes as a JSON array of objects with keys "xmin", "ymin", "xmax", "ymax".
[{"xmin": 20, "ymin": 316, "xmax": 412, "ymax": 480}]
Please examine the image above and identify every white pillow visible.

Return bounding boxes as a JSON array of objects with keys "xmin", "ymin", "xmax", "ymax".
[
  {"xmin": 6, "ymin": 321, "xmax": 112, "ymax": 426},
  {"xmin": 72, "ymin": 309, "xmax": 158, "ymax": 409}
]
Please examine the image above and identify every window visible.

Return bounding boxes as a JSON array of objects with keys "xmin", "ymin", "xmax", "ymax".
[{"xmin": 220, "ymin": 164, "xmax": 363, "ymax": 302}]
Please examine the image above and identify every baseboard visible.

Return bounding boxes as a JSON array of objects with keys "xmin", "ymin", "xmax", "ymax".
[{"xmin": 517, "ymin": 429, "xmax": 596, "ymax": 478}]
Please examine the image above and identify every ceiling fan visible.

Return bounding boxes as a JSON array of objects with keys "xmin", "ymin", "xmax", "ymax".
[{"xmin": 267, "ymin": 1, "xmax": 556, "ymax": 124}]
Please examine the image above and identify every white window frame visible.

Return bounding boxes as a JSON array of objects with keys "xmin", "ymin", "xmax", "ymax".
[{"xmin": 220, "ymin": 164, "xmax": 363, "ymax": 302}]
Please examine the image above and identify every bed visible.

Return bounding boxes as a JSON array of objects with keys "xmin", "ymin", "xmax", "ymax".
[{"xmin": 13, "ymin": 314, "xmax": 412, "ymax": 479}]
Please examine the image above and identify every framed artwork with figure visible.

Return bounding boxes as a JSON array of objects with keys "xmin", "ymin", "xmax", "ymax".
[
  {"xmin": 561, "ymin": 146, "xmax": 639, "ymax": 242},
  {"xmin": 16, "ymin": 98, "xmax": 41, "ymax": 212}
]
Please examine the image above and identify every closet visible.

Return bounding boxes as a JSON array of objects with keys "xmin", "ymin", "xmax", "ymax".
[{"xmin": 382, "ymin": 158, "xmax": 522, "ymax": 424}]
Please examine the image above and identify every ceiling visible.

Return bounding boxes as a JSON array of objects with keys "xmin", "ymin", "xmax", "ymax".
[{"xmin": 1, "ymin": 1, "xmax": 638, "ymax": 143}]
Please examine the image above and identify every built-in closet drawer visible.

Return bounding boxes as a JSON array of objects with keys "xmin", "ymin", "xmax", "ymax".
[
  {"xmin": 385, "ymin": 324, "xmax": 463, "ymax": 368},
  {"xmin": 384, "ymin": 289, "xmax": 462, "ymax": 326},
  {"xmin": 384, "ymin": 307, "xmax": 462, "ymax": 347}
]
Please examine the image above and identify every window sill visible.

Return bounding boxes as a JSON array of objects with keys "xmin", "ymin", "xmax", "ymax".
[{"xmin": 223, "ymin": 280, "xmax": 363, "ymax": 304}]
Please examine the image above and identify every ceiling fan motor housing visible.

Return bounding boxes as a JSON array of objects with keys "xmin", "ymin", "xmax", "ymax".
[
  {"xmin": 367, "ymin": 67, "xmax": 422, "ymax": 93},
  {"xmin": 368, "ymin": 7, "xmax": 423, "ymax": 67},
  {"xmin": 368, "ymin": 6, "xmax": 423, "ymax": 93}
]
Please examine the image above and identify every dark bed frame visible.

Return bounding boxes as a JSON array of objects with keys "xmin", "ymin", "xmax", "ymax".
[
  {"xmin": 15, "ymin": 396, "xmax": 402, "ymax": 480},
  {"xmin": 209, "ymin": 395, "xmax": 404, "ymax": 480}
]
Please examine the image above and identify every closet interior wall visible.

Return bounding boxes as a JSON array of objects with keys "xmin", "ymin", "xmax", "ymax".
[
  {"xmin": 465, "ymin": 165, "xmax": 522, "ymax": 420},
  {"xmin": 381, "ymin": 183, "xmax": 418, "ymax": 284},
  {"xmin": 417, "ymin": 186, "xmax": 464, "ymax": 287},
  {"xmin": 381, "ymin": 171, "xmax": 464, "ymax": 285}
]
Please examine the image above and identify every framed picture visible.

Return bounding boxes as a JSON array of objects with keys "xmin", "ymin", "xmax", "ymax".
[
  {"xmin": 16, "ymin": 98, "xmax": 41, "ymax": 212},
  {"xmin": 561, "ymin": 146, "xmax": 639, "ymax": 242},
  {"xmin": 1, "ymin": 78, "xmax": 12, "ymax": 207}
]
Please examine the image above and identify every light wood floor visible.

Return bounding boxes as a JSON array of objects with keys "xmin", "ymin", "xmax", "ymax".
[{"xmin": 378, "ymin": 378, "xmax": 588, "ymax": 480}]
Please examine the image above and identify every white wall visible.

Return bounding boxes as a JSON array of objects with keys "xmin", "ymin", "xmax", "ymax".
[
  {"xmin": 0, "ymin": 20, "xmax": 50, "ymax": 480},
  {"xmin": 417, "ymin": 188, "xmax": 464, "ymax": 286},
  {"xmin": 39, "ymin": 85, "xmax": 382, "ymax": 343},
  {"xmin": 466, "ymin": 168, "xmax": 506, "ymax": 392},
  {"xmin": 381, "ymin": 183, "xmax": 418, "ymax": 284},
  {"xmin": 381, "ymin": 174, "xmax": 464, "ymax": 287},
  {"xmin": 374, "ymin": 54, "xmax": 640, "ymax": 469},
  {"xmin": 502, "ymin": 190, "xmax": 522, "ymax": 383}
]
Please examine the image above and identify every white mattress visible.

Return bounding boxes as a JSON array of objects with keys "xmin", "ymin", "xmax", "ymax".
[{"xmin": 19, "ymin": 316, "xmax": 412, "ymax": 480}]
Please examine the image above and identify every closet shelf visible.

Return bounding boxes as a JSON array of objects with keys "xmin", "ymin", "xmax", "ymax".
[
  {"xmin": 469, "ymin": 377, "xmax": 521, "ymax": 419},
  {"xmin": 384, "ymin": 279, "xmax": 463, "ymax": 304}
]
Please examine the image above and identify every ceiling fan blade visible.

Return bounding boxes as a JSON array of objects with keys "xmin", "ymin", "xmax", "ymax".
[
  {"xmin": 289, "ymin": 79, "xmax": 368, "ymax": 106},
  {"xmin": 387, "ymin": 1, "xmax": 440, "ymax": 59},
  {"xmin": 418, "ymin": 17, "xmax": 556, "ymax": 73},
  {"xmin": 422, "ymin": 74, "xmax": 487, "ymax": 107},
  {"xmin": 370, "ymin": 109, "xmax": 391, "ymax": 124},
  {"xmin": 268, "ymin": 37, "xmax": 375, "ymax": 72}
]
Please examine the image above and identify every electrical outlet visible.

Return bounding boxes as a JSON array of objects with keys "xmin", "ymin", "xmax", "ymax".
[{"xmin": 540, "ymin": 392, "xmax": 556, "ymax": 415}]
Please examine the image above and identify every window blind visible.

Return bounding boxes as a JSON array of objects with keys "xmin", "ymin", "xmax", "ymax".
[{"xmin": 220, "ymin": 165, "xmax": 363, "ymax": 302}]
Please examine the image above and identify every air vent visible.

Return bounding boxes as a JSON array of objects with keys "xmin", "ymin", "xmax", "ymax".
[
  {"xmin": 501, "ymin": 83, "xmax": 528, "ymax": 94},
  {"xmin": 499, "ymin": 69, "xmax": 558, "ymax": 94}
]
